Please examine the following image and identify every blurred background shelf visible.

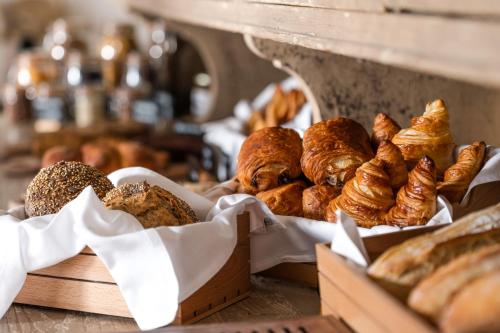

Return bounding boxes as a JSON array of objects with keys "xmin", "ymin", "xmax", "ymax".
[{"xmin": 129, "ymin": 0, "xmax": 500, "ymax": 89}]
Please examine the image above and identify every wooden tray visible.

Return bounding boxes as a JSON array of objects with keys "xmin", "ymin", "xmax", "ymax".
[
  {"xmin": 316, "ymin": 226, "xmax": 445, "ymax": 333},
  {"xmin": 14, "ymin": 213, "xmax": 251, "ymax": 325}
]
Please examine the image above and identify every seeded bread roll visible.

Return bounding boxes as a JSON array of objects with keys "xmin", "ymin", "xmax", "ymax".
[
  {"xmin": 103, "ymin": 181, "xmax": 198, "ymax": 228},
  {"xmin": 25, "ymin": 161, "xmax": 114, "ymax": 217}
]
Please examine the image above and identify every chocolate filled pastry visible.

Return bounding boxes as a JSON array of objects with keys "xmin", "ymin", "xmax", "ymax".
[
  {"xmin": 303, "ymin": 185, "xmax": 341, "ymax": 221},
  {"xmin": 408, "ymin": 244, "xmax": 500, "ymax": 321},
  {"xmin": 25, "ymin": 161, "xmax": 114, "ymax": 217},
  {"xmin": 41, "ymin": 145, "xmax": 82, "ymax": 168},
  {"xmin": 326, "ymin": 158, "xmax": 394, "ymax": 227},
  {"xmin": 301, "ymin": 117, "xmax": 373, "ymax": 187},
  {"xmin": 237, "ymin": 127, "xmax": 303, "ymax": 194},
  {"xmin": 81, "ymin": 142, "xmax": 122, "ymax": 175},
  {"xmin": 384, "ymin": 156, "xmax": 437, "ymax": 227},
  {"xmin": 256, "ymin": 181, "xmax": 307, "ymax": 217},
  {"xmin": 438, "ymin": 141, "xmax": 486, "ymax": 203},
  {"xmin": 392, "ymin": 99, "xmax": 455, "ymax": 175},
  {"xmin": 376, "ymin": 140, "xmax": 408, "ymax": 190},
  {"xmin": 371, "ymin": 113, "xmax": 401, "ymax": 149},
  {"xmin": 104, "ymin": 181, "xmax": 198, "ymax": 228}
]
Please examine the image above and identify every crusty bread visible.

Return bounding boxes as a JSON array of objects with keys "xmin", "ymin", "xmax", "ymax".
[
  {"xmin": 25, "ymin": 161, "xmax": 114, "ymax": 217},
  {"xmin": 368, "ymin": 202, "xmax": 500, "ymax": 288},
  {"xmin": 408, "ymin": 244, "xmax": 500, "ymax": 321},
  {"xmin": 440, "ymin": 270, "xmax": 500, "ymax": 333},
  {"xmin": 103, "ymin": 181, "xmax": 198, "ymax": 228}
]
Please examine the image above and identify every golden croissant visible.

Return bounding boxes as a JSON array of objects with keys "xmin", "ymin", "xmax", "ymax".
[
  {"xmin": 303, "ymin": 185, "xmax": 341, "ymax": 221},
  {"xmin": 372, "ymin": 113, "xmax": 401, "ymax": 149},
  {"xmin": 376, "ymin": 140, "xmax": 408, "ymax": 190},
  {"xmin": 301, "ymin": 117, "xmax": 374, "ymax": 187},
  {"xmin": 256, "ymin": 181, "xmax": 307, "ymax": 217},
  {"xmin": 437, "ymin": 141, "xmax": 486, "ymax": 203},
  {"xmin": 385, "ymin": 156, "xmax": 437, "ymax": 227},
  {"xmin": 392, "ymin": 99, "xmax": 455, "ymax": 175},
  {"xmin": 326, "ymin": 158, "xmax": 394, "ymax": 228},
  {"xmin": 237, "ymin": 127, "xmax": 303, "ymax": 194}
]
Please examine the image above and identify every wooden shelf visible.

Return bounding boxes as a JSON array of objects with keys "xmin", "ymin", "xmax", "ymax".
[{"xmin": 129, "ymin": 0, "xmax": 500, "ymax": 89}]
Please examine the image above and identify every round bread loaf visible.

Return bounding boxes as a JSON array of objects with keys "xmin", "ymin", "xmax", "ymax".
[
  {"xmin": 103, "ymin": 181, "xmax": 199, "ymax": 228},
  {"xmin": 41, "ymin": 145, "xmax": 82, "ymax": 168},
  {"xmin": 81, "ymin": 142, "xmax": 122, "ymax": 175},
  {"xmin": 25, "ymin": 161, "xmax": 114, "ymax": 217}
]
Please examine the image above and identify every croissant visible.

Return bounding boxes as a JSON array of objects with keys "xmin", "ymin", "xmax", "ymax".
[
  {"xmin": 326, "ymin": 158, "xmax": 394, "ymax": 228},
  {"xmin": 385, "ymin": 156, "xmax": 437, "ymax": 227},
  {"xmin": 437, "ymin": 141, "xmax": 486, "ymax": 203},
  {"xmin": 256, "ymin": 181, "xmax": 307, "ymax": 217},
  {"xmin": 376, "ymin": 140, "xmax": 408, "ymax": 189},
  {"xmin": 372, "ymin": 113, "xmax": 401, "ymax": 149},
  {"xmin": 392, "ymin": 99, "xmax": 455, "ymax": 175},
  {"xmin": 237, "ymin": 127, "xmax": 303, "ymax": 194},
  {"xmin": 303, "ymin": 185, "xmax": 341, "ymax": 221},
  {"xmin": 301, "ymin": 117, "xmax": 374, "ymax": 187}
]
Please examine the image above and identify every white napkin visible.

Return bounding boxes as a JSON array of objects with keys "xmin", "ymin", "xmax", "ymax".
[
  {"xmin": 206, "ymin": 146, "xmax": 500, "ymax": 271},
  {"xmin": 0, "ymin": 167, "xmax": 268, "ymax": 330}
]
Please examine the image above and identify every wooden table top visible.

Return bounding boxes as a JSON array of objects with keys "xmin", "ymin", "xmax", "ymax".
[{"xmin": 0, "ymin": 152, "xmax": 321, "ymax": 333}]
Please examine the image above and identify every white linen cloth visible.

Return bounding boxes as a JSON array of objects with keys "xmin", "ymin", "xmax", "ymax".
[
  {"xmin": 0, "ymin": 167, "xmax": 269, "ymax": 330},
  {"xmin": 202, "ymin": 76, "xmax": 312, "ymax": 175}
]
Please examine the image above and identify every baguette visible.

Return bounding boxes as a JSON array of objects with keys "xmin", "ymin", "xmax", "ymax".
[
  {"xmin": 408, "ymin": 244, "xmax": 500, "ymax": 321},
  {"xmin": 440, "ymin": 270, "xmax": 500, "ymax": 333},
  {"xmin": 368, "ymin": 202, "xmax": 500, "ymax": 288}
]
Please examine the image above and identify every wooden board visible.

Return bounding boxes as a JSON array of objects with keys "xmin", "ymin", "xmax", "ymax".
[
  {"xmin": 129, "ymin": 0, "xmax": 500, "ymax": 89},
  {"xmin": 14, "ymin": 214, "xmax": 251, "ymax": 325},
  {"xmin": 316, "ymin": 242, "xmax": 437, "ymax": 333},
  {"xmin": 260, "ymin": 262, "xmax": 318, "ymax": 288}
]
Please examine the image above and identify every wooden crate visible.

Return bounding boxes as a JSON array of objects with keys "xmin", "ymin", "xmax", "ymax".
[
  {"xmin": 316, "ymin": 227, "xmax": 445, "ymax": 333},
  {"xmin": 260, "ymin": 262, "xmax": 318, "ymax": 288},
  {"xmin": 14, "ymin": 213, "xmax": 251, "ymax": 325}
]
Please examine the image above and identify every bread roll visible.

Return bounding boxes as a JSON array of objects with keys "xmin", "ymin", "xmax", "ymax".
[
  {"xmin": 301, "ymin": 117, "xmax": 373, "ymax": 187},
  {"xmin": 103, "ymin": 181, "xmax": 198, "ymax": 228},
  {"xmin": 81, "ymin": 142, "xmax": 122, "ymax": 175},
  {"xmin": 368, "ymin": 202, "xmax": 500, "ymax": 289},
  {"xmin": 303, "ymin": 185, "xmax": 341, "ymax": 220},
  {"xmin": 237, "ymin": 127, "xmax": 303, "ymax": 194},
  {"xmin": 41, "ymin": 145, "xmax": 82, "ymax": 168},
  {"xmin": 408, "ymin": 244, "xmax": 500, "ymax": 321},
  {"xmin": 256, "ymin": 181, "xmax": 307, "ymax": 217},
  {"xmin": 440, "ymin": 271, "xmax": 500, "ymax": 333},
  {"xmin": 25, "ymin": 161, "xmax": 114, "ymax": 217}
]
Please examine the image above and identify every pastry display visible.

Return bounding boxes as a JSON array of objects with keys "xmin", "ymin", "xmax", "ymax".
[
  {"xmin": 256, "ymin": 181, "xmax": 307, "ymax": 217},
  {"xmin": 438, "ymin": 141, "xmax": 486, "ymax": 203},
  {"xmin": 81, "ymin": 142, "xmax": 123, "ymax": 175},
  {"xmin": 303, "ymin": 185, "xmax": 341, "ymax": 220},
  {"xmin": 103, "ymin": 181, "xmax": 198, "ymax": 228},
  {"xmin": 408, "ymin": 244, "xmax": 500, "ymax": 321},
  {"xmin": 371, "ymin": 113, "xmax": 401, "ymax": 149},
  {"xmin": 246, "ymin": 85, "xmax": 306, "ymax": 133},
  {"xmin": 237, "ymin": 127, "xmax": 303, "ymax": 194},
  {"xmin": 41, "ymin": 145, "xmax": 82, "ymax": 168},
  {"xmin": 376, "ymin": 140, "xmax": 408, "ymax": 190},
  {"xmin": 368, "ymin": 203, "xmax": 500, "ymax": 289},
  {"xmin": 392, "ymin": 99, "xmax": 455, "ymax": 175},
  {"xmin": 326, "ymin": 158, "xmax": 394, "ymax": 227},
  {"xmin": 25, "ymin": 161, "xmax": 114, "ymax": 217},
  {"xmin": 301, "ymin": 117, "xmax": 373, "ymax": 187},
  {"xmin": 384, "ymin": 156, "xmax": 437, "ymax": 227}
]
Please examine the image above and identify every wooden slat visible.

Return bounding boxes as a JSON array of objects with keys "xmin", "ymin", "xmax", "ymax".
[
  {"xmin": 15, "ymin": 275, "xmax": 132, "ymax": 317},
  {"xmin": 384, "ymin": 0, "xmax": 500, "ymax": 17},
  {"xmin": 243, "ymin": 0, "xmax": 384, "ymax": 11},
  {"xmin": 260, "ymin": 262, "xmax": 318, "ymax": 287},
  {"xmin": 32, "ymin": 254, "xmax": 115, "ymax": 283},
  {"xmin": 129, "ymin": 0, "xmax": 500, "ymax": 88},
  {"xmin": 316, "ymin": 244, "xmax": 436, "ymax": 333}
]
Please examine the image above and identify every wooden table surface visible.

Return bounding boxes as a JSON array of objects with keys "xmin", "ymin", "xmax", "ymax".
[{"xmin": 0, "ymin": 153, "xmax": 321, "ymax": 333}]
